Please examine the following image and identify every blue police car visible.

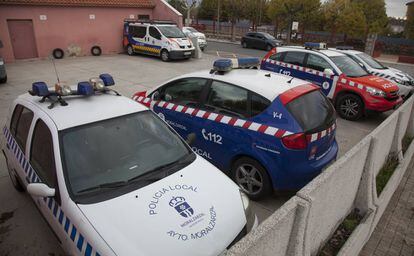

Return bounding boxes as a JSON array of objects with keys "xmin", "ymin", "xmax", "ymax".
[{"xmin": 133, "ymin": 58, "xmax": 338, "ymax": 199}]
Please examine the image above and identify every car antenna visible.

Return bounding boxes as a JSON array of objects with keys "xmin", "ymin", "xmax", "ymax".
[
  {"xmin": 287, "ymin": 76, "xmax": 294, "ymax": 84},
  {"xmin": 51, "ymin": 57, "xmax": 61, "ymax": 84}
]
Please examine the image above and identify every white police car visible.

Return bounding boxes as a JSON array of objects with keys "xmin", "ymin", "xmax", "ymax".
[
  {"xmin": 1, "ymin": 74, "xmax": 254, "ymax": 256},
  {"xmin": 334, "ymin": 47, "xmax": 414, "ymax": 98}
]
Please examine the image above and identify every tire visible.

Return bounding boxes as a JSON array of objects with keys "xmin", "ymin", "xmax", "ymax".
[
  {"xmin": 242, "ymin": 41, "xmax": 248, "ymax": 48},
  {"xmin": 0, "ymin": 75, "xmax": 7, "ymax": 84},
  {"xmin": 91, "ymin": 45, "xmax": 102, "ymax": 56},
  {"xmin": 335, "ymin": 93, "xmax": 364, "ymax": 121},
  {"xmin": 231, "ymin": 157, "xmax": 272, "ymax": 200},
  {"xmin": 127, "ymin": 45, "xmax": 134, "ymax": 56},
  {"xmin": 52, "ymin": 48, "xmax": 64, "ymax": 59},
  {"xmin": 6, "ymin": 161, "xmax": 24, "ymax": 192},
  {"xmin": 160, "ymin": 49, "xmax": 170, "ymax": 62},
  {"xmin": 266, "ymin": 44, "xmax": 273, "ymax": 51}
]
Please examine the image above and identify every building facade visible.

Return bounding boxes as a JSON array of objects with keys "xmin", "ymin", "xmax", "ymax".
[{"xmin": 0, "ymin": 0, "xmax": 183, "ymax": 62}]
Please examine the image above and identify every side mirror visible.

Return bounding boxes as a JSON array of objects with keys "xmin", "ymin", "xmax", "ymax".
[
  {"xmin": 151, "ymin": 91, "xmax": 160, "ymax": 101},
  {"xmin": 27, "ymin": 183, "xmax": 55, "ymax": 197},
  {"xmin": 186, "ymin": 133, "xmax": 196, "ymax": 146},
  {"xmin": 324, "ymin": 68, "xmax": 335, "ymax": 77}
]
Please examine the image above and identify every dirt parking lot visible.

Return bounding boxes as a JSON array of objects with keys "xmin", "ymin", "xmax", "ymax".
[{"xmin": 0, "ymin": 52, "xmax": 393, "ymax": 255}]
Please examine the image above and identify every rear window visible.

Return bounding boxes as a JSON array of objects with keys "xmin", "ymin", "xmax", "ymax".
[{"xmin": 286, "ymin": 90, "xmax": 335, "ymax": 132}]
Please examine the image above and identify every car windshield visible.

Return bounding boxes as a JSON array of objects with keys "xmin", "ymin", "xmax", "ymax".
[
  {"xmin": 262, "ymin": 33, "xmax": 275, "ymax": 40},
  {"xmin": 60, "ymin": 111, "xmax": 193, "ymax": 202},
  {"xmin": 330, "ymin": 55, "xmax": 369, "ymax": 77},
  {"xmin": 286, "ymin": 90, "xmax": 335, "ymax": 133},
  {"xmin": 158, "ymin": 25, "xmax": 186, "ymax": 38},
  {"xmin": 356, "ymin": 53, "xmax": 387, "ymax": 70},
  {"xmin": 186, "ymin": 27, "xmax": 198, "ymax": 33}
]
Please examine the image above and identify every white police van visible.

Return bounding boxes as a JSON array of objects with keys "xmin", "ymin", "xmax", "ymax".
[
  {"xmin": 1, "ymin": 74, "xmax": 255, "ymax": 255},
  {"xmin": 123, "ymin": 20, "xmax": 195, "ymax": 62},
  {"xmin": 334, "ymin": 47, "xmax": 414, "ymax": 98}
]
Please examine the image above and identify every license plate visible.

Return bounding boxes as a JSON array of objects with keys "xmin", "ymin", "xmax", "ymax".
[{"xmin": 184, "ymin": 51, "xmax": 192, "ymax": 55}]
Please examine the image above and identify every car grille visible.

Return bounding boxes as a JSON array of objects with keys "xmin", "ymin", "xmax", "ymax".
[{"xmin": 385, "ymin": 90, "xmax": 399, "ymax": 101}]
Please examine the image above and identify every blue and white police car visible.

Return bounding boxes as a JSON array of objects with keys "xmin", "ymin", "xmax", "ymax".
[
  {"xmin": 1, "ymin": 75, "xmax": 255, "ymax": 256},
  {"xmin": 133, "ymin": 58, "xmax": 338, "ymax": 200}
]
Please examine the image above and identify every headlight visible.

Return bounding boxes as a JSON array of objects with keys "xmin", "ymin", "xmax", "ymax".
[
  {"xmin": 240, "ymin": 190, "xmax": 251, "ymax": 216},
  {"xmin": 366, "ymin": 86, "xmax": 386, "ymax": 97}
]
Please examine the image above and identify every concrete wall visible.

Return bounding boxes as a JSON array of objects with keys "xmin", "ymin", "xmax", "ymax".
[
  {"xmin": 0, "ymin": 3, "xmax": 182, "ymax": 62},
  {"xmin": 227, "ymin": 97, "xmax": 414, "ymax": 256}
]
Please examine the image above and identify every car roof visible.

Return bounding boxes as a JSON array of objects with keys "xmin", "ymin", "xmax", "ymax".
[
  {"xmin": 277, "ymin": 46, "xmax": 344, "ymax": 57},
  {"xmin": 332, "ymin": 48, "xmax": 363, "ymax": 55},
  {"xmin": 171, "ymin": 69, "xmax": 311, "ymax": 101},
  {"xmin": 18, "ymin": 92, "xmax": 147, "ymax": 131}
]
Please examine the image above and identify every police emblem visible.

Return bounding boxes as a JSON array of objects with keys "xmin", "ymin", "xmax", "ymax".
[{"xmin": 169, "ymin": 196, "xmax": 194, "ymax": 218}]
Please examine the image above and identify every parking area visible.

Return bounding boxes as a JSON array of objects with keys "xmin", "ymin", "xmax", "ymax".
[{"xmin": 0, "ymin": 48, "xmax": 403, "ymax": 255}]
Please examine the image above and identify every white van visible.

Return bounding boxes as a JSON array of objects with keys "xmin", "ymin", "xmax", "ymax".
[{"xmin": 123, "ymin": 20, "xmax": 195, "ymax": 62}]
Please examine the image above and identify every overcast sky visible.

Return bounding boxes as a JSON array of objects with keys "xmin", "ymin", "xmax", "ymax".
[{"xmin": 386, "ymin": 0, "xmax": 411, "ymax": 18}]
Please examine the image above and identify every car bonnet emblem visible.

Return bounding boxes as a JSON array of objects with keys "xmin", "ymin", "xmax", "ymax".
[{"xmin": 169, "ymin": 196, "xmax": 194, "ymax": 218}]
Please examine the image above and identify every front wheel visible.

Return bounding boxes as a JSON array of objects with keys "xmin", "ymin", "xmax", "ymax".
[
  {"xmin": 6, "ymin": 162, "xmax": 24, "ymax": 192},
  {"xmin": 127, "ymin": 45, "xmax": 134, "ymax": 56},
  {"xmin": 336, "ymin": 93, "xmax": 364, "ymax": 121},
  {"xmin": 232, "ymin": 157, "xmax": 272, "ymax": 200},
  {"xmin": 160, "ymin": 49, "xmax": 170, "ymax": 62}
]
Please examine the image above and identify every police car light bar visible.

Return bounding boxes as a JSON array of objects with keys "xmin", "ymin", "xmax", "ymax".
[
  {"xmin": 77, "ymin": 82, "xmax": 94, "ymax": 96},
  {"xmin": 304, "ymin": 42, "xmax": 327, "ymax": 50},
  {"xmin": 212, "ymin": 57, "xmax": 260, "ymax": 74},
  {"xmin": 99, "ymin": 73, "xmax": 115, "ymax": 86},
  {"xmin": 31, "ymin": 82, "xmax": 50, "ymax": 97}
]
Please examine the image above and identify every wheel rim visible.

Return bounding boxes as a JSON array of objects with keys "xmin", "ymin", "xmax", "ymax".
[
  {"xmin": 235, "ymin": 164, "xmax": 263, "ymax": 195},
  {"xmin": 127, "ymin": 46, "xmax": 133, "ymax": 55},
  {"xmin": 340, "ymin": 98, "xmax": 360, "ymax": 118},
  {"xmin": 162, "ymin": 51, "xmax": 168, "ymax": 61}
]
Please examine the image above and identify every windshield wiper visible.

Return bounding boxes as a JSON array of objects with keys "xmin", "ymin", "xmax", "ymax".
[
  {"xmin": 128, "ymin": 154, "xmax": 193, "ymax": 184},
  {"xmin": 77, "ymin": 181, "xmax": 127, "ymax": 194}
]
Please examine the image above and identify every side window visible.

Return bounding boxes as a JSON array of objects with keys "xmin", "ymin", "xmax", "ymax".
[
  {"xmin": 131, "ymin": 26, "xmax": 146, "ymax": 38},
  {"xmin": 162, "ymin": 78, "xmax": 207, "ymax": 106},
  {"xmin": 206, "ymin": 81, "xmax": 248, "ymax": 118},
  {"xmin": 251, "ymin": 93, "xmax": 271, "ymax": 117},
  {"xmin": 10, "ymin": 104, "xmax": 34, "ymax": 150},
  {"xmin": 306, "ymin": 54, "xmax": 333, "ymax": 72},
  {"xmin": 284, "ymin": 51, "xmax": 306, "ymax": 66},
  {"xmin": 269, "ymin": 52, "xmax": 285, "ymax": 61},
  {"xmin": 149, "ymin": 27, "xmax": 161, "ymax": 40},
  {"xmin": 30, "ymin": 119, "xmax": 57, "ymax": 188}
]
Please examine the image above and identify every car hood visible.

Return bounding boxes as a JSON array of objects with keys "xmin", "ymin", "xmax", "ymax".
[
  {"xmin": 171, "ymin": 37, "xmax": 192, "ymax": 47},
  {"xmin": 348, "ymin": 75, "xmax": 399, "ymax": 92},
  {"xmin": 192, "ymin": 32, "xmax": 206, "ymax": 38},
  {"xmin": 77, "ymin": 157, "xmax": 246, "ymax": 256}
]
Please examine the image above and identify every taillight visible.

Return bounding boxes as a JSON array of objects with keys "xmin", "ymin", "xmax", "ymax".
[{"xmin": 282, "ymin": 133, "xmax": 307, "ymax": 150}]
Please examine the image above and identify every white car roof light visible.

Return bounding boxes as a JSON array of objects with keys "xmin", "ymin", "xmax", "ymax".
[
  {"xmin": 211, "ymin": 57, "xmax": 260, "ymax": 74},
  {"xmin": 29, "ymin": 73, "xmax": 120, "ymax": 109},
  {"xmin": 304, "ymin": 42, "xmax": 327, "ymax": 50}
]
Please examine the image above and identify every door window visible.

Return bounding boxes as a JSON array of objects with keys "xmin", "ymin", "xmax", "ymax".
[
  {"xmin": 284, "ymin": 51, "xmax": 306, "ymax": 66},
  {"xmin": 251, "ymin": 93, "xmax": 271, "ymax": 117},
  {"xmin": 149, "ymin": 27, "xmax": 162, "ymax": 40},
  {"xmin": 162, "ymin": 78, "xmax": 207, "ymax": 106},
  {"xmin": 10, "ymin": 104, "xmax": 34, "ymax": 150},
  {"xmin": 269, "ymin": 52, "xmax": 285, "ymax": 61},
  {"xmin": 206, "ymin": 81, "xmax": 248, "ymax": 118},
  {"xmin": 30, "ymin": 119, "xmax": 57, "ymax": 188},
  {"xmin": 306, "ymin": 54, "xmax": 333, "ymax": 72}
]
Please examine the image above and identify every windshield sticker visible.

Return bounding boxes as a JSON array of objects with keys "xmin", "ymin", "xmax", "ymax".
[{"xmin": 166, "ymin": 120, "xmax": 187, "ymax": 131}]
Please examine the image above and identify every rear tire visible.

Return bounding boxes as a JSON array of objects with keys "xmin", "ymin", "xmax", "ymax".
[
  {"xmin": 0, "ymin": 75, "xmax": 7, "ymax": 84},
  {"xmin": 52, "ymin": 48, "xmax": 64, "ymax": 59},
  {"xmin": 160, "ymin": 49, "xmax": 170, "ymax": 62},
  {"xmin": 6, "ymin": 161, "xmax": 24, "ymax": 192},
  {"xmin": 91, "ymin": 45, "xmax": 102, "ymax": 56},
  {"xmin": 335, "ymin": 93, "xmax": 364, "ymax": 121},
  {"xmin": 231, "ymin": 157, "xmax": 272, "ymax": 200},
  {"xmin": 127, "ymin": 45, "xmax": 134, "ymax": 56}
]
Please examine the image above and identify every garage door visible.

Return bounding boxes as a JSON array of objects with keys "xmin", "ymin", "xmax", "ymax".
[{"xmin": 7, "ymin": 20, "xmax": 38, "ymax": 59}]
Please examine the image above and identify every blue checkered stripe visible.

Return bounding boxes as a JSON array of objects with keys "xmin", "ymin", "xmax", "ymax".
[{"xmin": 3, "ymin": 126, "xmax": 101, "ymax": 256}]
